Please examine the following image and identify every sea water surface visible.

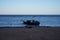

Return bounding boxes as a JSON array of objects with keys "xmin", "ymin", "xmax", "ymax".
[{"xmin": 0, "ymin": 15, "xmax": 60, "ymax": 27}]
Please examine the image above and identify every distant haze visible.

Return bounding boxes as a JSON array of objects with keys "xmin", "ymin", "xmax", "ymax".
[{"xmin": 0, "ymin": 0, "xmax": 60, "ymax": 15}]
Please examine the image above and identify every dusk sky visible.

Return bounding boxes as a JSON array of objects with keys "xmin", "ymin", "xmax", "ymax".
[{"xmin": 0, "ymin": 0, "xmax": 60, "ymax": 15}]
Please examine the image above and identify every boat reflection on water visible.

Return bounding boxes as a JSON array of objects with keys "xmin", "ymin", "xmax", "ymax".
[{"xmin": 23, "ymin": 20, "xmax": 40, "ymax": 28}]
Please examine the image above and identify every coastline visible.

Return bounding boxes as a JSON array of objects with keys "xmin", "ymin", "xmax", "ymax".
[
  {"xmin": 0, "ymin": 27, "xmax": 60, "ymax": 40},
  {"xmin": 0, "ymin": 26, "xmax": 60, "ymax": 28}
]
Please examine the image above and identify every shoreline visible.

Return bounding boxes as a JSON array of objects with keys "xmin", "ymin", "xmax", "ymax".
[
  {"xmin": 0, "ymin": 28, "xmax": 60, "ymax": 40},
  {"xmin": 0, "ymin": 27, "xmax": 60, "ymax": 40},
  {"xmin": 0, "ymin": 26, "xmax": 60, "ymax": 28}
]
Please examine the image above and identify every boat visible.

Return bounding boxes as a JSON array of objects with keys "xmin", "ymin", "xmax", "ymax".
[{"xmin": 23, "ymin": 20, "xmax": 40, "ymax": 28}]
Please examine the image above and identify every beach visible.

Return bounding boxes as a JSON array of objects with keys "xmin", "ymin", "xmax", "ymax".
[{"xmin": 0, "ymin": 27, "xmax": 60, "ymax": 40}]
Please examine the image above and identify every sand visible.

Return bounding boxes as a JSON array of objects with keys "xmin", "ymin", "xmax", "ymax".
[{"xmin": 0, "ymin": 27, "xmax": 60, "ymax": 40}]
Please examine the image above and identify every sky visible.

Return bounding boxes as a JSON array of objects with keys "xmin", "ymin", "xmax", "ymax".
[{"xmin": 0, "ymin": 0, "xmax": 60, "ymax": 15}]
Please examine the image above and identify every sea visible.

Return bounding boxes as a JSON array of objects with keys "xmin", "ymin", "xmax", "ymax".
[{"xmin": 0, "ymin": 15, "xmax": 60, "ymax": 27}]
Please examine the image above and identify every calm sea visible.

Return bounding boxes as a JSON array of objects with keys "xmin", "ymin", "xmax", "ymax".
[{"xmin": 0, "ymin": 15, "xmax": 60, "ymax": 27}]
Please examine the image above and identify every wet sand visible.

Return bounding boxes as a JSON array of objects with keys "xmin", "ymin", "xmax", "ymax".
[{"xmin": 0, "ymin": 27, "xmax": 60, "ymax": 40}]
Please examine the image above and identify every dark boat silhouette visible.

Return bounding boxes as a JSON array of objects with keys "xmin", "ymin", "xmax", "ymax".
[{"xmin": 23, "ymin": 20, "xmax": 40, "ymax": 28}]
